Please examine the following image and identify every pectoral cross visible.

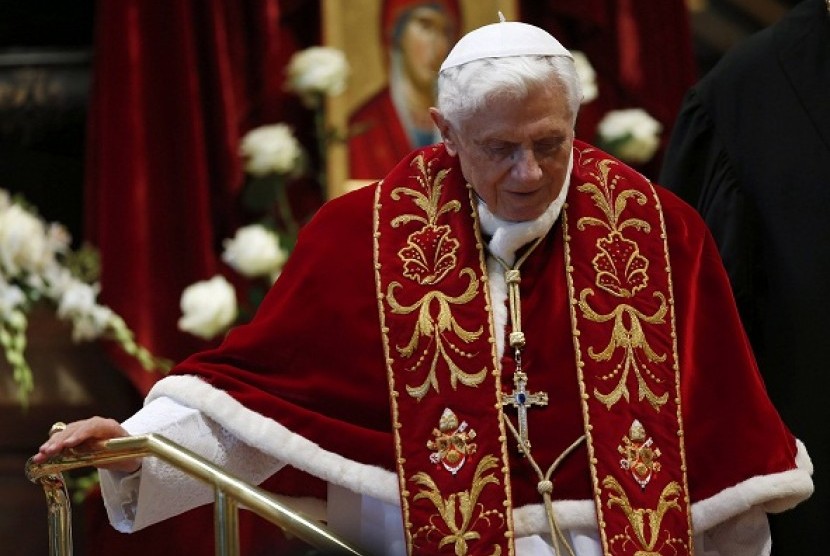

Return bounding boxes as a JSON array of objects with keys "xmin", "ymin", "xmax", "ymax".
[{"xmin": 501, "ymin": 368, "xmax": 548, "ymax": 454}]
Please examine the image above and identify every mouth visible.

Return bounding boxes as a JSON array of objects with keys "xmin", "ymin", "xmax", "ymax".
[{"xmin": 505, "ymin": 188, "xmax": 543, "ymax": 198}]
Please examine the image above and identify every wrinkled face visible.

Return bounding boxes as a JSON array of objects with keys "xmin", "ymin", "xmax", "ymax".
[
  {"xmin": 432, "ymin": 83, "xmax": 574, "ymax": 222},
  {"xmin": 399, "ymin": 7, "xmax": 455, "ymax": 92}
]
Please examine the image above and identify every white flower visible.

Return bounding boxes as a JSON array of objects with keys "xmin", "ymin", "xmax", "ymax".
[
  {"xmin": 37, "ymin": 264, "xmax": 76, "ymax": 299},
  {"xmin": 69, "ymin": 305, "xmax": 114, "ymax": 342},
  {"xmin": 57, "ymin": 280, "xmax": 100, "ymax": 319},
  {"xmin": 55, "ymin": 279, "xmax": 116, "ymax": 342},
  {"xmin": 0, "ymin": 188, "xmax": 171, "ymax": 405},
  {"xmin": 222, "ymin": 224, "xmax": 288, "ymax": 280},
  {"xmin": 286, "ymin": 46, "xmax": 349, "ymax": 106},
  {"xmin": 0, "ymin": 277, "xmax": 26, "ymax": 318},
  {"xmin": 239, "ymin": 124, "xmax": 304, "ymax": 177},
  {"xmin": 597, "ymin": 108, "xmax": 663, "ymax": 164},
  {"xmin": 178, "ymin": 275, "xmax": 238, "ymax": 340},
  {"xmin": 47, "ymin": 223, "xmax": 71, "ymax": 255},
  {"xmin": 0, "ymin": 204, "xmax": 54, "ymax": 276},
  {"xmin": 571, "ymin": 51, "xmax": 598, "ymax": 104}
]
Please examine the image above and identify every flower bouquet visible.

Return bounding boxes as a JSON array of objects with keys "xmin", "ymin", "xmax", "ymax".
[{"xmin": 0, "ymin": 190, "xmax": 171, "ymax": 406}]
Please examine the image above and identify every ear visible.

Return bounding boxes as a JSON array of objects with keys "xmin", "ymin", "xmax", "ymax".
[{"xmin": 430, "ymin": 108, "xmax": 459, "ymax": 156}]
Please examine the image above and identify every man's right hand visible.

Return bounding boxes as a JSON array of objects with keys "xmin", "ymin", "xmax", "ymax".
[{"xmin": 33, "ymin": 416, "xmax": 141, "ymax": 473}]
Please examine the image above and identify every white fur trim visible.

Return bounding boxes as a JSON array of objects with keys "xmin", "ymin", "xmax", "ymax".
[
  {"xmin": 691, "ymin": 439, "xmax": 814, "ymax": 532},
  {"xmin": 488, "ymin": 256, "xmax": 509, "ymax": 358},
  {"xmin": 508, "ymin": 440, "xmax": 813, "ymax": 537},
  {"xmin": 146, "ymin": 375, "xmax": 401, "ymax": 505},
  {"xmin": 146, "ymin": 378, "xmax": 812, "ymax": 538}
]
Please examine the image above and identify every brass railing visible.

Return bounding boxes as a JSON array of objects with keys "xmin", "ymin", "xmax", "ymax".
[{"xmin": 25, "ymin": 433, "xmax": 367, "ymax": 556}]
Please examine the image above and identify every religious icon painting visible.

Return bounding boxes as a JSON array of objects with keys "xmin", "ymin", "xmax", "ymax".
[{"xmin": 321, "ymin": 0, "xmax": 519, "ymax": 196}]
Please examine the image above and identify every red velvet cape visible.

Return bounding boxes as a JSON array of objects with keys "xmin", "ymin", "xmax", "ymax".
[{"xmin": 163, "ymin": 142, "xmax": 809, "ymax": 540}]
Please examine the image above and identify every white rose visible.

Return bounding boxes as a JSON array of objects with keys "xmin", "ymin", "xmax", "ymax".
[
  {"xmin": 571, "ymin": 51, "xmax": 598, "ymax": 104},
  {"xmin": 597, "ymin": 108, "xmax": 663, "ymax": 164},
  {"xmin": 286, "ymin": 46, "xmax": 349, "ymax": 105},
  {"xmin": 178, "ymin": 275, "xmax": 238, "ymax": 340},
  {"xmin": 47, "ymin": 222, "xmax": 72, "ymax": 255},
  {"xmin": 239, "ymin": 124, "xmax": 304, "ymax": 177},
  {"xmin": 222, "ymin": 224, "xmax": 288, "ymax": 279},
  {"xmin": 0, "ymin": 204, "xmax": 53, "ymax": 276}
]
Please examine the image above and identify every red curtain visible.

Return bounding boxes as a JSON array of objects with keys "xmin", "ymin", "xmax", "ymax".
[
  {"xmin": 83, "ymin": 2, "xmax": 320, "ymax": 552},
  {"xmin": 84, "ymin": 0, "xmax": 313, "ymax": 395}
]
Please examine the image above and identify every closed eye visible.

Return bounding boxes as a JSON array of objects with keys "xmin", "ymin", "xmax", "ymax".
[
  {"xmin": 482, "ymin": 142, "xmax": 515, "ymax": 158},
  {"xmin": 534, "ymin": 138, "xmax": 565, "ymax": 156}
]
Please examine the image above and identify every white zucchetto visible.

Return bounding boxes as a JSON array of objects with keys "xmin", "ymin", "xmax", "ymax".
[{"xmin": 440, "ymin": 19, "xmax": 573, "ymax": 71}]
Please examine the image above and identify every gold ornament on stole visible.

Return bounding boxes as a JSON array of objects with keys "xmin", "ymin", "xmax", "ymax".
[
  {"xmin": 575, "ymin": 158, "xmax": 670, "ymax": 411},
  {"xmin": 618, "ymin": 419, "xmax": 662, "ymax": 489},
  {"xmin": 603, "ymin": 476, "xmax": 688, "ymax": 555},
  {"xmin": 386, "ymin": 154, "xmax": 487, "ymax": 400},
  {"xmin": 427, "ymin": 408, "xmax": 478, "ymax": 475},
  {"xmin": 411, "ymin": 455, "xmax": 505, "ymax": 556}
]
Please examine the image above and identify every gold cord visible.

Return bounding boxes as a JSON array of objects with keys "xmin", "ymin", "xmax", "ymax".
[
  {"xmin": 492, "ymin": 234, "xmax": 585, "ymax": 552},
  {"xmin": 504, "ymin": 418, "xmax": 585, "ymax": 556},
  {"xmin": 490, "ymin": 234, "xmax": 546, "ymax": 353}
]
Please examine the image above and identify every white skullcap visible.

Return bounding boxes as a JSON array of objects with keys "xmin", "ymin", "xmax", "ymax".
[{"xmin": 440, "ymin": 17, "xmax": 572, "ymax": 71}]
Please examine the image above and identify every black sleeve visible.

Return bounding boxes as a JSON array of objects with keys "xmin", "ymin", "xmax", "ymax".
[{"xmin": 659, "ymin": 88, "xmax": 762, "ymax": 345}]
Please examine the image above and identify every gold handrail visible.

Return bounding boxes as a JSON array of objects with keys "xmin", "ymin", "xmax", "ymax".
[{"xmin": 25, "ymin": 433, "xmax": 367, "ymax": 556}]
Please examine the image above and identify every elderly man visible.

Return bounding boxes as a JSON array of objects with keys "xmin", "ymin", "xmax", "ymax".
[{"xmin": 37, "ymin": 20, "xmax": 811, "ymax": 555}]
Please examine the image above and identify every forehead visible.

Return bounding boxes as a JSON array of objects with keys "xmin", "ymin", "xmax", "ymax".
[{"xmin": 459, "ymin": 84, "xmax": 573, "ymax": 140}]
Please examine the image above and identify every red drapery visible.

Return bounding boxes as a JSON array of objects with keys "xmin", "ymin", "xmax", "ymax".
[
  {"xmin": 84, "ymin": 0, "xmax": 312, "ymax": 395},
  {"xmin": 83, "ymin": 2, "xmax": 319, "ymax": 552}
]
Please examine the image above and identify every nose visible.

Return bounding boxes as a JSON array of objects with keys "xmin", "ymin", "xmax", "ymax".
[{"xmin": 511, "ymin": 147, "xmax": 543, "ymax": 182}]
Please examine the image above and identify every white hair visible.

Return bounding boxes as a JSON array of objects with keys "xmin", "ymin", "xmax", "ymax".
[{"xmin": 435, "ymin": 55, "xmax": 582, "ymax": 128}]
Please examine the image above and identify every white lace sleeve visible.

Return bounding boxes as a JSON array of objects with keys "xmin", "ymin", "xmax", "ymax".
[
  {"xmin": 99, "ymin": 396, "xmax": 284, "ymax": 532},
  {"xmin": 696, "ymin": 505, "xmax": 771, "ymax": 556}
]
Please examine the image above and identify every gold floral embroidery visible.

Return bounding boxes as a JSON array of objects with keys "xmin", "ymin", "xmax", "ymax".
[
  {"xmin": 576, "ymin": 157, "xmax": 669, "ymax": 411},
  {"xmin": 593, "ymin": 231, "xmax": 649, "ymax": 298},
  {"xmin": 578, "ymin": 291, "xmax": 669, "ymax": 410},
  {"xmin": 575, "ymin": 159, "xmax": 652, "ymax": 284},
  {"xmin": 603, "ymin": 476, "xmax": 688, "ymax": 555},
  {"xmin": 387, "ymin": 154, "xmax": 487, "ymax": 399},
  {"xmin": 411, "ymin": 454, "xmax": 505, "ymax": 556},
  {"xmin": 399, "ymin": 223, "xmax": 459, "ymax": 285}
]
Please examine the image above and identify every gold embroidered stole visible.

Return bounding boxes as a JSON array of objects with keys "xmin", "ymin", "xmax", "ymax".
[
  {"xmin": 374, "ymin": 144, "xmax": 693, "ymax": 555},
  {"xmin": 374, "ymin": 148, "xmax": 514, "ymax": 555},
  {"xmin": 563, "ymin": 145, "xmax": 694, "ymax": 554}
]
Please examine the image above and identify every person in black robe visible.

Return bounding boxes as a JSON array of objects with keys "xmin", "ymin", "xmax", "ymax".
[{"xmin": 659, "ymin": 1, "xmax": 830, "ymax": 552}]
